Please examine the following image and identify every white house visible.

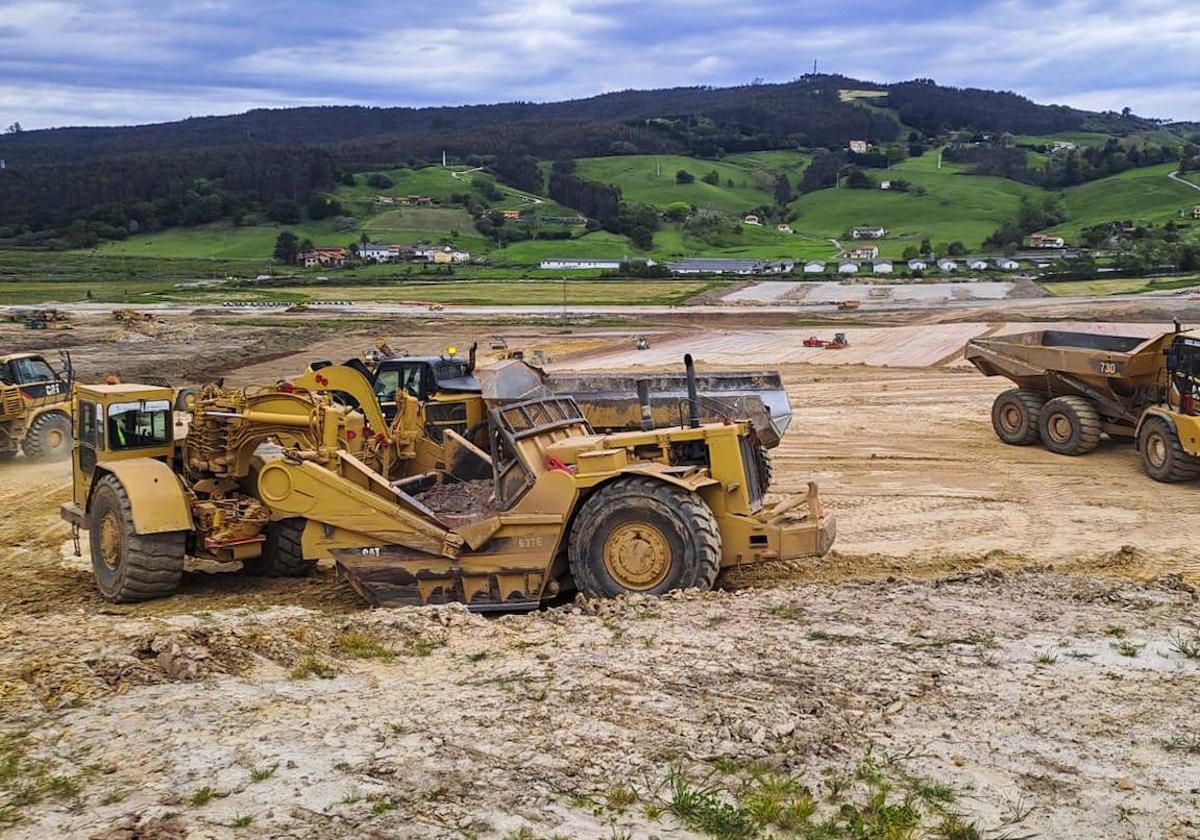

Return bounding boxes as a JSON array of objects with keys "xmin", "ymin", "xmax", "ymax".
[
  {"xmin": 359, "ymin": 242, "xmax": 393, "ymax": 262},
  {"xmin": 907, "ymin": 259, "xmax": 929, "ymax": 271},
  {"xmin": 880, "ymin": 180, "xmax": 892, "ymax": 190},
  {"xmin": 838, "ymin": 261, "xmax": 860, "ymax": 275},
  {"xmin": 1192, "ymin": 205, "xmax": 1200, "ymax": 219},
  {"xmin": 996, "ymin": 258, "xmax": 1020, "ymax": 271},
  {"xmin": 849, "ymin": 245, "xmax": 880, "ymax": 261},
  {"xmin": 539, "ymin": 258, "xmax": 623, "ymax": 270},
  {"xmin": 851, "ymin": 226, "xmax": 887, "ymax": 239},
  {"xmin": 966, "ymin": 258, "xmax": 989, "ymax": 270},
  {"xmin": 803, "ymin": 261, "xmax": 826, "ymax": 274},
  {"xmin": 873, "ymin": 261, "xmax": 894, "ymax": 274},
  {"xmin": 743, "ymin": 215, "xmax": 762, "ymax": 226},
  {"xmin": 937, "ymin": 259, "xmax": 958, "ymax": 272},
  {"xmin": 849, "ymin": 140, "xmax": 869, "ymax": 154},
  {"xmin": 776, "ymin": 224, "xmax": 793, "ymax": 234}
]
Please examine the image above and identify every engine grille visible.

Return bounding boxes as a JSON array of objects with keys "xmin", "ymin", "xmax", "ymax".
[{"xmin": 740, "ymin": 436, "xmax": 764, "ymax": 510}]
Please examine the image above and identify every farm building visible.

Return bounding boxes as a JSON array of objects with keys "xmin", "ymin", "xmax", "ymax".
[
  {"xmin": 539, "ymin": 258, "xmax": 623, "ymax": 270},
  {"xmin": 873, "ymin": 261, "xmax": 893, "ymax": 274},
  {"xmin": 1029, "ymin": 234, "xmax": 1065, "ymax": 248},
  {"xmin": 359, "ymin": 242, "xmax": 394, "ymax": 262},
  {"xmin": 907, "ymin": 259, "xmax": 929, "ymax": 271},
  {"xmin": 995, "ymin": 258, "xmax": 1020, "ymax": 271},
  {"xmin": 803, "ymin": 261, "xmax": 826, "ymax": 274},
  {"xmin": 668, "ymin": 258, "xmax": 790, "ymax": 275},
  {"xmin": 838, "ymin": 261, "xmax": 860, "ymax": 275},
  {"xmin": 1193, "ymin": 205, "xmax": 1200, "ymax": 219},
  {"xmin": 851, "ymin": 226, "xmax": 887, "ymax": 239},
  {"xmin": 966, "ymin": 258, "xmax": 989, "ymax": 270},
  {"xmin": 777, "ymin": 224, "xmax": 793, "ymax": 234},
  {"xmin": 849, "ymin": 245, "xmax": 880, "ymax": 261},
  {"xmin": 849, "ymin": 140, "xmax": 869, "ymax": 154},
  {"xmin": 298, "ymin": 247, "xmax": 347, "ymax": 268},
  {"xmin": 743, "ymin": 215, "xmax": 762, "ymax": 226},
  {"xmin": 937, "ymin": 259, "xmax": 958, "ymax": 272}
]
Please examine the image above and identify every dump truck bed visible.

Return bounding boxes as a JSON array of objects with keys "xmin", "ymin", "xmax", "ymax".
[{"xmin": 965, "ymin": 329, "xmax": 1173, "ymax": 423}]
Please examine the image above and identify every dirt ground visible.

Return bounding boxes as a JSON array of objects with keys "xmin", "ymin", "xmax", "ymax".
[{"xmin": 1, "ymin": 311, "xmax": 1199, "ymax": 839}]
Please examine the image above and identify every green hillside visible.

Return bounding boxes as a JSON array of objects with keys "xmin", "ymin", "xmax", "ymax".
[
  {"xmin": 80, "ymin": 148, "xmax": 1198, "ymax": 266},
  {"xmin": 1047, "ymin": 163, "xmax": 1199, "ymax": 238},
  {"xmin": 787, "ymin": 151, "xmax": 1041, "ymax": 257},
  {"xmin": 573, "ymin": 153, "xmax": 807, "ymax": 215}
]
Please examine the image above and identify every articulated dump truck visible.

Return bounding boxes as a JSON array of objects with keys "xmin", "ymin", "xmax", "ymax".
[
  {"xmin": 965, "ymin": 326, "xmax": 1200, "ymax": 482},
  {"xmin": 61, "ymin": 356, "xmax": 834, "ymax": 609},
  {"xmin": 0, "ymin": 352, "xmax": 73, "ymax": 463}
]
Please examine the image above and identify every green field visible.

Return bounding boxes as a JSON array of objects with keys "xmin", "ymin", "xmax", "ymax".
[
  {"xmin": 1041, "ymin": 274, "xmax": 1200, "ymax": 297},
  {"xmin": 1011, "ymin": 131, "xmax": 1114, "ymax": 148},
  {"xmin": 573, "ymin": 154, "xmax": 785, "ymax": 214},
  {"xmin": 787, "ymin": 151, "xmax": 1042, "ymax": 256},
  {"xmin": 490, "ymin": 230, "xmax": 635, "ymax": 262}
]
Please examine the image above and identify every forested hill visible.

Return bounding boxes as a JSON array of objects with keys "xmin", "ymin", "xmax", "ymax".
[{"xmin": 0, "ymin": 75, "xmax": 1136, "ymax": 169}]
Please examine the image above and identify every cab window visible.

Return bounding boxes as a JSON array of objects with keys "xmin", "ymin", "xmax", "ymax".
[
  {"xmin": 10, "ymin": 357, "xmax": 55, "ymax": 385},
  {"xmin": 107, "ymin": 400, "xmax": 172, "ymax": 450},
  {"xmin": 375, "ymin": 364, "xmax": 427, "ymax": 402}
]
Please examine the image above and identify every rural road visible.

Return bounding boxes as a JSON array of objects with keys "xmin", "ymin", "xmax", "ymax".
[
  {"xmin": 1168, "ymin": 170, "xmax": 1200, "ymax": 192},
  {"xmin": 451, "ymin": 165, "xmax": 544, "ymax": 206}
]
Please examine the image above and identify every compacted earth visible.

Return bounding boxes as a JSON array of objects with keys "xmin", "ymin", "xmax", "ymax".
[{"xmin": 1, "ymin": 313, "xmax": 1198, "ymax": 839}]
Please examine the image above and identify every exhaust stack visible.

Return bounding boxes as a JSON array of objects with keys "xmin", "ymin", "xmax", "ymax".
[
  {"xmin": 635, "ymin": 378, "xmax": 655, "ymax": 430},
  {"xmin": 684, "ymin": 354, "xmax": 700, "ymax": 429}
]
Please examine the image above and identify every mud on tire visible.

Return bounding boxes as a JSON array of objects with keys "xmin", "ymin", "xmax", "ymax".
[
  {"xmin": 990, "ymin": 388, "xmax": 1044, "ymax": 446},
  {"xmin": 23, "ymin": 411, "xmax": 72, "ymax": 461},
  {"xmin": 89, "ymin": 474, "xmax": 185, "ymax": 602},
  {"xmin": 242, "ymin": 518, "xmax": 314, "ymax": 577},
  {"xmin": 1038, "ymin": 395, "xmax": 1101, "ymax": 456},
  {"xmin": 1139, "ymin": 416, "xmax": 1200, "ymax": 483},
  {"xmin": 568, "ymin": 477, "xmax": 721, "ymax": 598}
]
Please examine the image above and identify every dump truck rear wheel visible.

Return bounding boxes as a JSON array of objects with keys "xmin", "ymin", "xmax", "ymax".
[
  {"xmin": 991, "ymin": 388, "xmax": 1044, "ymax": 446},
  {"xmin": 23, "ymin": 411, "xmax": 72, "ymax": 461},
  {"xmin": 243, "ymin": 518, "xmax": 314, "ymax": 577},
  {"xmin": 1038, "ymin": 396, "xmax": 1101, "ymax": 456},
  {"xmin": 1139, "ymin": 417, "xmax": 1200, "ymax": 482},
  {"xmin": 89, "ymin": 474, "xmax": 185, "ymax": 602},
  {"xmin": 569, "ymin": 477, "xmax": 720, "ymax": 598}
]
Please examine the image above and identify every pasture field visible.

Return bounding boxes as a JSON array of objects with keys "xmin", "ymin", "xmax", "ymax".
[
  {"xmin": 573, "ymin": 154, "xmax": 777, "ymax": 214},
  {"xmin": 1048, "ymin": 163, "xmax": 1199, "ymax": 237}
]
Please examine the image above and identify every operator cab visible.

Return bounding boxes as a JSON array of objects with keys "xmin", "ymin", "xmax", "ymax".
[
  {"xmin": 1166, "ymin": 333, "xmax": 1200, "ymax": 415},
  {"xmin": 373, "ymin": 355, "xmax": 480, "ymax": 406},
  {"xmin": 1, "ymin": 353, "xmax": 57, "ymax": 386}
]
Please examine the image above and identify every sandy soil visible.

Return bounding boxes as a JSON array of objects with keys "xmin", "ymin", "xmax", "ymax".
[{"xmin": 2, "ymin": 313, "xmax": 1199, "ymax": 838}]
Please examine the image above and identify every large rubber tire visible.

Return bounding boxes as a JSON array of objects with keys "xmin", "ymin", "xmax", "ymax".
[
  {"xmin": 991, "ymin": 388, "xmax": 1044, "ymax": 446},
  {"xmin": 174, "ymin": 387, "xmax": 199, "ymax": 412},
  {"xmin": 242, "ymin": 518, "xmax": 314, "ymax": 577},
  {"xmin": 23, "ymin": 411, "xmax": 72, "ymax": 461},
  {"xmin": 1038, "ymin": 396, "xmax": 1101, "ymax": 456},
  {"xmin": 568, "ymin": 477, "xmax": 720, "ymax": 598},
  {"xmin": 88, "ymin": 474, "xmax": 185, "ymax": 602},
  {"xmin": 1139, "ymin": 416, "xmax": 1200, "ymax": 483}
]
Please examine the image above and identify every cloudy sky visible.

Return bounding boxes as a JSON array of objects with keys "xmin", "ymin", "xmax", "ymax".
[{"xmin": 2, "ymin": 0, "xmax": 1198, "ymax": 129}]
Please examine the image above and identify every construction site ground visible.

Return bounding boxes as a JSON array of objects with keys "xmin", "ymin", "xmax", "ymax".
[{"xmin": 0, "ymin": 307, "xmax": 1197, "ymax": 839}]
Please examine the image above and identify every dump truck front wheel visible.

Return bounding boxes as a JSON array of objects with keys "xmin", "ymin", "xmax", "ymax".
[
  {"xmin": 1038, "ymin": 396, "xmax": 1101, "ymax": 456},
  {"xmin": 23, "ymin": 411, "xmax": 72, "ymax": 461},
  {"xmin": 991, "ymin": 388, "xmax": 1044, "ymax": 446},
  {"xmin": 243, "ymin": 518, "xmax": 314, "ymax": 577},
  {"xmin": 1139, "ymin": 417, "xmax": 1200, "ymax": 482},
  {"xmin": 89, "ymin": 474, "xmax": 186, "ymax": 602},
  {"xmin": 569, "ymin": 477, "xmax": 720, "ymax": 598}
]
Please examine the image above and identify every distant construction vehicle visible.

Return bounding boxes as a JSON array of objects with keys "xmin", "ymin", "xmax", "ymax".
[
  {"xmin": 0, "ymin": 352, "xmax": 73, "ymax": 462},
  {"xmin": 60, "ymin": 355, "xmax": 834, "ymax": 607},
  {"xmin": 10, "ymin": 309, "xmax": 70, "ymax": 330},
  {"xmin": 837, "ymin": 300, "xmax": 861, "ymax": 311},
  {"xmin": 965, "ymin": 327, "xmax": 1200, "ymax": 481}
]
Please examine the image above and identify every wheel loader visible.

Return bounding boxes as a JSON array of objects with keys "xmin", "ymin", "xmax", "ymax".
[
  {"xmin": 0, "ymin": 352, "xmax": 74, "ymax": 462},
  {"xmin": 60, "ymin": 357, "xmax": 835, "ymax": 608}
]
